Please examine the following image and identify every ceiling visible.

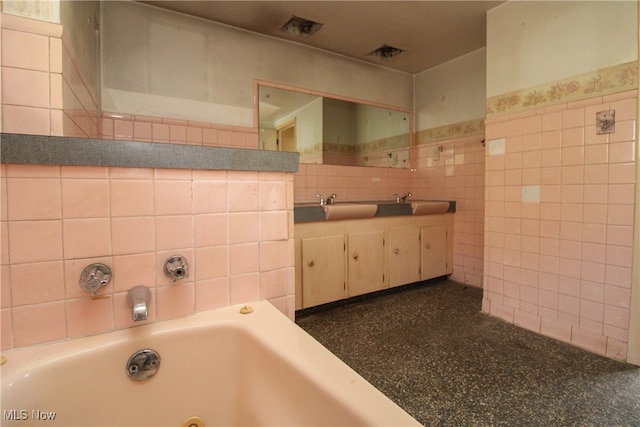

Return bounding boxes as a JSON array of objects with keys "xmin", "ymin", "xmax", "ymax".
[{"xmin": 141, "ymin": 1, "xmax": 504, "ymax": 74}]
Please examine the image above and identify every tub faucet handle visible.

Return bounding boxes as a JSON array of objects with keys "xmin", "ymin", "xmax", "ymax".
[
  {"xmin": 79, "ymin": 263, "xmax": 112, "ymax": 297},
  {"xmin": 163, "ymin": 255, "xmax": 189, "ymax": 282}
]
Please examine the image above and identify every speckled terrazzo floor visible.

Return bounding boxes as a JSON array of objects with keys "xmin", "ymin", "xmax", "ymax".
[{"xmin": 295, "ymin": 279, "xmax": 640, "ymax": 426}]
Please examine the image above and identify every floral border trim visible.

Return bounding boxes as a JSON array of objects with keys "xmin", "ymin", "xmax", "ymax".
[
  {"xmin": 486, "ymin": 61, "xmax": 638, "ymax": 117},
  {"xmin": 415, "ymin": 118, "xmax": 485, "ymax": 145},
  {"xmin": 323, "ymin": 133, "xmax": 410, "ymax": 155}
]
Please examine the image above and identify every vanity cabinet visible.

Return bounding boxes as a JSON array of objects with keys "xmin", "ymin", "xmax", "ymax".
[
  {"xmin": 347, "ymin": 231, "xmax": 385, "ymax": 297},
  {"xmin": 301, "ymin": 234, "xmax": 346, "ymax": 307},
  {"xmin": 295, "ymin": 213, "xmax": 454, "ymax": 310},
  {"xmin": 421, "ymin": 224, "xmax": 449, "ymax": 280},
  {"xmin": 389, "ymin": 227, "xmax": 421, "ymax": 287}
]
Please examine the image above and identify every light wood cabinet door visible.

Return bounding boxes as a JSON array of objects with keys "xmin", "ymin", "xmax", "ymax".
[
  {"xmin": 347, "ymin": 231, "xmax": 385, "ymax": 297},
  {"xmin": 421, "ymin": 224, "xmax": 449, "ymax": 280},
  {"xmin": 389, "ymin": 227, "xmax": 421, "ymax": 287},
  {"xmin": 301, "ymin": 235, "xmax": 346, "ymax": 308}
]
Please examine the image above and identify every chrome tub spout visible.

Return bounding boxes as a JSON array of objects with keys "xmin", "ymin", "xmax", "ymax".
[{"xmin": 127, "ymin": 286, "xmax": 151, "ymax": 321}]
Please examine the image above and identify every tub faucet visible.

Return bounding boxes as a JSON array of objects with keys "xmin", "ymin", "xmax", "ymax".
[{"xmin": 126, "ymin": 286, "xmax": 151, "ymax": 322}]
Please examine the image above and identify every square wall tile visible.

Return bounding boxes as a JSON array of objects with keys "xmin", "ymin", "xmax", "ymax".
[
  {"xmin": 1, "ymin": 29, "xmax": 49, "ymax": 71},
  {"xmin": 194, "ymin": 214, "xmax": 228, "ymax": 247},
  {"xmin": 259, "ymin": 181, "xmax": 288, "ymax": 211},
  {"xmin": 63, "ymin": 218, "xmax": 111, "ymax": 259},
  {"xmin": 194, "ymin": 277, "xmax": 229, "ymax": 312},
  {"xmin": 227, "ymin": 180, "xmax": 258, "ymax": 212},
  {"xmin": 155, "ymin": 215, "xmax": 193, "ymax": 251},
  {"xmin": 12, "ymin": 301, "xmax": 66, "ymax": 347},
  {"xmin": 7, "ymin": 178, "xmax": 61, "ymax": 220},
  {"xmin": 154, "ymin": 180, "xmax": 193, "ymax": 215},
  {"xmin": 111, "ymin": 217, "xmax": 155, "ymax": 255},
  {"xmin": 156, "ymin": 283, "xmax": 194, "ymax": 320},
  {"xmin": 9, "ymin": 220, "xmax": 63, "ymax": 264},
  {"xmin": 229, "ymin": 243, "xmax": 259, "ymax": 275},
  {"xmin": 193, "ymin": 180, "xmax": 227, "ymax": 214},
  {"xmin": 2, "ymin": 105, "xmax": 50, "ymax": 135},
  {"xmin": 230, "ymin": 272, "xmax": 260, "ymax": 305},
  {"xmin": 2, "ymin": 67, "xmax": 50, "ymax": 108},
  {"xmin": 195, "ymin": 246, "xmax": 228, "ymax": 280},
  {"xmin": 10, "ymin": 261, "xmax": 64, "ymax": 305},
  {"xmin": 229, "ymin": 212, "xmax": 259, "ymax": 244},
  {"xmin": 110, "ymin": 179, "xmax": 154, "ymax": 217},
  {"xmin": 112, "ymin": 252, "xmax": 156, "ymax": 292},
  {"xmin": 66, "ymin": 296, "xmax": 114, "ymax": 338},
  {"xmin": 61, "ymin": 179, "xmax": 110, "ymax": 219}
]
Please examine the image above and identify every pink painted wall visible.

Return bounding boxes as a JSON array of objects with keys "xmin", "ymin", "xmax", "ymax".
[{"xmin": 483, "ymin": 91, "xmax": 637, "ymax": 360}]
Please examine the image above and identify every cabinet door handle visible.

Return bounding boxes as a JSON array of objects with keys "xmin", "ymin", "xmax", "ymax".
[
  {"xmin": 425, "ymin": 243, "xmax": 431, "ymax": 250},
  {"xmin": 393, "ymin": 248, "xmax": 400, "ymax": 255},
  {"xmin": 353, "ymin": 253, "xmax": 359, "ymax": 261},
  {"xmin": 307, "ymin": 260, "xmax": 315, "ymax": 267}
]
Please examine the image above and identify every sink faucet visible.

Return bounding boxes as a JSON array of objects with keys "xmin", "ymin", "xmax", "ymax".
[
  {"xmin": 394, "ymin": 192, "xmax": 412, "ymax": 203},
  {"xmin": 315, "ymin": 193, "xmax": 337, "ymax": 206},
  {"xmin": 126, "ymin": 286, "xmax": 151, "ymax": 322}
]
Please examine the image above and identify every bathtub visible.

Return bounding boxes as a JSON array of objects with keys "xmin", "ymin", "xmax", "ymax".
[{"xmin": 1, "ymin": 301, "xmax": 420, "ymax": 426}]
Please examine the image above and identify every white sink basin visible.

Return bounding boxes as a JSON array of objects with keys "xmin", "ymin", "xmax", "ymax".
[
  {"xmin": 411, "ymin": 201, "xmax": 450, "ymax": 215},
  {"xmin": 324, "ymin": 203, "xmax": 378, "ymax": 221}
]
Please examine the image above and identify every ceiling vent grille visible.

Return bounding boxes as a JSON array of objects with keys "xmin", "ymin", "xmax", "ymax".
[
  {"xmin": 280, "ymin": 16, "xmax": 323, "ymax": 38},
  {"xmin": 368, "ymin": 45, "xmax": 405, "ymax": 60}
]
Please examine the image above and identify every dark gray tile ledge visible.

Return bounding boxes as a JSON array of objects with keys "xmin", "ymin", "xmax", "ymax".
[{"xmin": 0, "ymin": 133, "xmax": 299, "ymax": 173}]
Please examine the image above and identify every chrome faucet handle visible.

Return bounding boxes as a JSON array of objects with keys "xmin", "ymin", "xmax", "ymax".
[
  {"xmin": 394, "ymin": 192, "xmax": 412, "ymax": 203},
  {"xmin": 164, "ymin": 255, "xmax": 189, "ymax": 282},
  {"xmin": 327, "ymin": 193, "xmax": 337, "ymax": 205},
  {"xmin": 315, "ymin": 193, "xmax": 325, "ymax": 206},
  {"xmin": 79, "ymin": 263, "xmax": 112, "ymax": 297}
]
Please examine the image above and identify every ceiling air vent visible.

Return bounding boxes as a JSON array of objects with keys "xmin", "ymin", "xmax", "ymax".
[
  {"xmin": 368, "ymin": 44, "xmax": 404, "ymax": 60},
  {"xmin": 280, "ymin": 15, "xmax": 323, "ymax": 38}
]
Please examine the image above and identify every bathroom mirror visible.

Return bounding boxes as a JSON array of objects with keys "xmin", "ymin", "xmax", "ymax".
[{"xmin": 258, "ymin": 85, "xmax": 411, "ymax": 168}]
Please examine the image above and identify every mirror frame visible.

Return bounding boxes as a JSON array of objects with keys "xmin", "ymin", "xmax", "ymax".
[{"xmin": 255, "ymin": 81, "xmax": 413, "ymax": 169}]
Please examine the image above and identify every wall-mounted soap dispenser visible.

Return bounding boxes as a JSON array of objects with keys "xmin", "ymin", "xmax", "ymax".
[{"xmin": 163, "ymin": 255, "xmax": 189, "ymax": 282}]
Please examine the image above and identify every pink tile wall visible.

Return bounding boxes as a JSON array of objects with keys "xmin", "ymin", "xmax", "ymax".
[
  {"xmin": 294, "ymin": 163, "xmax": 413, "ymax": 203},
  {"xmin": 483, "ymin": 90, "xmax": 637, "ymax": 361},
  {"xmin": 1, "ymin": 164, "xmax": 294, "ymax": 350},
  {"xmin": 0, "ymin": 13, "xmax": 295, "ymax": 351},
  {"xmin": 1, "ymin": 14, "xmax": 63, "ymax": 136},
  {"xmin": 101, "ymin": 112, "xmax": 259, "ymax": 148},
  {"xmin": 412, "ymin": 136, "xmax": 486, "ymax": 288}
]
